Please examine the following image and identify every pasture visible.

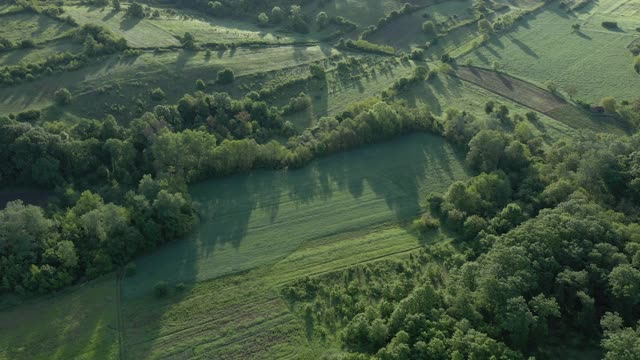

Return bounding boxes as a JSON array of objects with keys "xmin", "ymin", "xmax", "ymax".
[
  {"xmin": 460, "ymin": 2, "xmax": 640, "ymax": 102},
  {"xmin": 0, "ymin": 45, "xmax": 338, "ymax": 118},
  {"xmin": 0, "ymin": 12, "xmax": 73, "ymax": 44}
]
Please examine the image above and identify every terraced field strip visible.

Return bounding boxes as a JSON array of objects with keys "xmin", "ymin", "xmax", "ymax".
[
  {"xmin": 0, "ymin": 45, "xmax": 338, "ymax": 115},
  {"xmin": 453, "ymin": 66, "xmax": 631, "ymax": 134},
  {"xmin": 454, "ymin": 66, "xmax": 567, "ymax": 114}
]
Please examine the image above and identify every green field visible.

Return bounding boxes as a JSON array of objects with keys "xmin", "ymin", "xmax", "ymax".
[
  {"xmin": 460, "ymin": 3, "xmax": 640, "ymax": 102},
  {"xmin": 0, "ymin": 39, "xmax": 83, "ymax": 67},
  {"xmin": 0, "ymin": 12, "xmax": 73, "ymax": 44},
  {"xmin": 0, "ymin": 45, "xmax": 338, "ymax": 117},
  {"xmin": 0, "ymin": 275, "xmax": 119, "ymax": 360},
  {"xmin": 62, "ymin": 5, "xmax": 307, "ymax": 48},
  {"xmin": 123, "ymin": 133, "xmax": 467, "ymax": 298},
  {"xmin": 0, "ymin": 133, "xmax": 466, "ymax": 360}
]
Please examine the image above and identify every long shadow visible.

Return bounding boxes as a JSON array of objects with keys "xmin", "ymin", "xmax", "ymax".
[
  {"xmin": 508, "ymin": 37, "xmax": 539, "ymax": 58},
  {"xmin": 120, "ymin": 16, "xmax": 142, "ymax": 31}
]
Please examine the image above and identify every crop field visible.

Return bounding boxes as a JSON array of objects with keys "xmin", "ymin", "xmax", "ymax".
[
  {"xmin": 460, "ymin": 2, "xmax": 640, "ymax": 102},
  {"xmin": 0, "ymin": 12, "xmax": 73, "ymax": 44}
]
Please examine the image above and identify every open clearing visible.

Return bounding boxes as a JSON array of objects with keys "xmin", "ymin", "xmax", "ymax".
[
  {"xmin": 0, "ymin": 134, "xmax": 466, "ymax": 360},
  {"xmin": 0, "ymin": 275, "xmax": 119, "ymax": 360},
  {"xmin": 0, "ymin": 45, "xmax": 338, "ymax": 117},
  {"xmin": 460, "ymin": 3, "xmax": 640, "ymax": 102},
  {"xmin": 0, "ymin": 12, "xmax": 73, "ymax": 44},
  {"xmin": 62, "ymin": 5, "xmax": 305, "ymax": 48},
  {"xmin": 123, "ymin": 133, "xmax": 468, "ymax": 298}
]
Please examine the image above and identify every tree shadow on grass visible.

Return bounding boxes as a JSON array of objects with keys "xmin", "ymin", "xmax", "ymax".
[{"xmin": 120, "ymin": 16, "xmax": 142, "ymax": 31}]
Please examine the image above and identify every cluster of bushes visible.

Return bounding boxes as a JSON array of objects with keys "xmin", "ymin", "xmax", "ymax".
[
  {"xmin": 337, "ymin": 38, "xmax": 395, "ymax": 55},
  {"xmin": 360, "ymin": 3, "xmax": 419, "ymax": 39},
  {"xmin": 0, "ymin": 25, "xmax": 127, "ymax": 86},
  {"xmin": 602, "ymin": 21, "xmax": 619, "ymax": 29}
]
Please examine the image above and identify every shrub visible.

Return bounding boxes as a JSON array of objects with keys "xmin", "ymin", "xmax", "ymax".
[
  {"xmin": 124, "ymin": 263, "xmax": 136, "ymax": 277},
  {"xmin": 601, "ymin": 96, "xmax": 617, "ymax": 113},
  {"xmin": 271, "ymin": 6, "xmax": 284, "ymax": 23},
  {"xmin": 309, "ymin": 64, "xmax": 326, "ymax": 79},
  {"xmin": 196, "ymin": 79, "xmax": 206, "ymax": 90},
  {"xmin": 151, "ymin": 88, "xmax": 165, "ymax": 101},
  {"xmin": 414, "ymin": 214, "xmax": 440, "ymax": 233},
  {"xmin": 54, "ymin": 88, "xmax": 72, "ymax": 105},
  {"xmin": 154, "ymin": 281, "xmax": 169, "ymax": 298},
  {"xmin": 175, "ymin": 282, "xmax": 186, "ymax": 291},
  {"xmin": 257, "ymin": 12, "xmax": 269, "ymax": 27},
  {"xmin": 422, "ymin": 21, "xmax": 436, "ymax": 34},
  {"xmin": 127, "ymin": 2, "xmax": 144, "ymax": 18},
  {"xmin": 16, "ymin": 110, "xmax": 41, "ymax": 122},
  {"xmin": 601, "ymin": 21, "xmax": 618, "ymax": 29},
  {"xmin": 316, "ymin": 11, "xmax": 328, "ymax": 29},
  {"xmin": 217, "ymin": 68, "xmax": 235, "ymax": 84}
]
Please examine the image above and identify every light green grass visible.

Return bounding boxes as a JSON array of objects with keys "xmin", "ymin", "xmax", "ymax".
[
  {"xmin": 62, "ymin": 5, "xmax": 311, "ymax": 48},
  {"xmin": 122, "ymin": 133, "xmax": 468, "ymax": 298},
  {"xmin": 460, "ymin": 4, "xmax": 640, "ymax": 102},
  {"xmin": 0, "ymin": 12, "xmax": 73, "ymax": 44},
  {"xmin": 0, "ymin": 39, "xmax": 83, "ymax": 66},
  {"xmin": 0, "ymin": 275, "xmax": 119, "ymax": 360},
  {"xmin": 305, "ymin": 0, "xmax": 410, "ymax": 28},
  {"xmin": 282, "ymin": 59, "xmax": 416, "ymax": 129},
  {"xmin": 0, "ymin": 45, "xmax": 337, "ymax": 117}
]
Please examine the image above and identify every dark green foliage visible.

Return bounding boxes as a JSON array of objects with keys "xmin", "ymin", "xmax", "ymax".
[
  {"xmin": 601, "ymin": 21, "xmax": 619, "ymax": 29},
  {"xmin": 154, "ymin": 281, "xmax": 169, "ymax": 297},
  {"xmin": 127, "ymin": 2, "xmax": 145, "ymax": 18},
  {"xmin": 150, "ymin": 88, "xmax": 166, "ymax": 101},
  {"xmin": 217, "ymin": 68, "xmax": 235, "ymax": 84},
  {"xmin": 54, "ymin": 88, "xmax": 72, "ymax": 105}
]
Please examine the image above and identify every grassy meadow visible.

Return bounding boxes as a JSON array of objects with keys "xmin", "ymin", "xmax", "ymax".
[
  {"xmin": 0, "ymin": 45, "xmax": 338, "ymax": 118},
  {"xmin": 0, "ymin": 12, "xmax": 73, "ymax": 44},
  {"xmin": 460, "ymin": 2, "xmax": 640, "ymax": 102}
]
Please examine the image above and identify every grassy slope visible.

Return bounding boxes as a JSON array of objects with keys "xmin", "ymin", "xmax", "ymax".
[
  {"xmin": 0, "ymin": 275, "xmax": 119, "ymax": 360},
  {"xmin": 122, "ymin": 133, "xmax": 468, "ymax": 298},
  {"xmin": 62, "ymin": 5, "xmax": 307, "ymax": 48},
  {"xmin": 0, "ymin": 39, "xmax": 83, "ymax": 67},
  {"xmin": 0, "ymin": 134, "xmax": 466, "ymax": 360},
  {"xmin": 460, "ymin": 3, "xmax": 640, "ymax": 102},
  {"xmin": 0, "ymin": 45, "xmax": 337, "ymax": 117},
  {"xmin": 284, "ymin": 59, "xmax": 417, "ymax": 129},
  {"xmin": 0, "ymin": 12, "xmax": 73, "ymax": 44}
]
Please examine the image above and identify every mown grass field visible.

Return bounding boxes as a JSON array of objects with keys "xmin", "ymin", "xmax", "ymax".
[
  {"xmin": 0, "ymin": 12, "xmax": 73, "ymax": 44},
  {"xmin": 460, "ymin": 2, "xmax": 640, "ymax": 102},
  {"xmin": 62, "ymin": 5, "xmax": 308, "ymax": 48},
  {"xmin": 0, "ymin": 275, "xmax": 119, "ymax": 360},
  {"xmin": 123, "ymin": 133, "xmax": 467, "ymax": 298},
  {"xmin": 0, "ymin": 134, "xmax": 466, "ymax": 360}
]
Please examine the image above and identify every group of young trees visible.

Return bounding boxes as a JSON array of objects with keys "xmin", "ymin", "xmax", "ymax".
[{"xmin": 283, "ymin": 92, "xmax": 640, "ymax": 358}]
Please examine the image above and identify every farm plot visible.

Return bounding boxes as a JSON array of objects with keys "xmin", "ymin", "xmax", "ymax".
[
  {"xmin": 453, "ymin": 66, "xmax": 631, "ymax": 134},
  {"xmin": 0, "ymin": 12, "xmax": 73, "ymax": 44},
  {"xmin": 122, "ymin": 133, "xmax": 468, "ymax": 299},
  {"xmin": 0, "ymin": 45, "xmax": 337, "ymax": 117},
  {"xmin": 0, "ymin": 275, "xmax": 119, "ymax": 360},
  {"xmin": 460, "ymin": 3, "xmax": 640, "ymax": 102}
]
